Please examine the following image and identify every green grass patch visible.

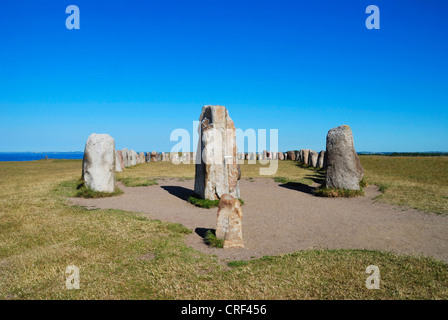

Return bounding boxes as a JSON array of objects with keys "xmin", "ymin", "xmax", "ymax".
[
  {"xmin": 75, "ymin": 184, "xmax": 123, "ymax": 199},
  {"xmin": 118, "ymin": 177, "xmax": 158, "ymax": 187},
  {"xmin": 227, "ymin": 260, "xmax": 249, "ymax": 268},
  {"xmin": 204, "ymin": 230, "xmax": 224, "ymax": 248},
  {"xmin": 188, "ymin": 194, "xmax": 244, "ymax": 209}
]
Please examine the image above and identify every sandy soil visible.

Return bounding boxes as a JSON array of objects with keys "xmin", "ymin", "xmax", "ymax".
[{"xmin": 69, "ymin": 178, "xmax": 448, "ymax": 263}]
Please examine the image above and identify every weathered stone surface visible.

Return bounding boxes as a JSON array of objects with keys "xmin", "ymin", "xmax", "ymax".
[
  {"xmin": 284, "ymin": 152, "xmax": 288, "ymax": 160},
  {"xmin": 129, "ymin": 150, "xmax": 137, "ymax": 166},
  {"xmin": 138, "ymin": 152, "xmax": 145, "ymax": 164},
  {"xmin": 157, "ymin": 153, "xmax": 162, "ymax": 161},
  {"xmin": 82, "ymin": 133, "xmax": 116, "ymax": 192},
  {"xmin": 287, "ymin": 151, "xmax": 296, "ymax": 161},
  {"xmin": 115, "ymin": 150, "xmax": 123, "ymax": 172},
  {"xmin": 317, "ymin": 150, "xmax": 325, "ymax": 168},
  {"xmin": 302, "ymin": 149, "xmax": 310, "ymax": 165},
  {"xmin": 162, "ymin": 152, "xmax": 169, "ymax": 161},
  {"xmin": 145, "ymin": 152, "xmax": 151, "ymax": 162},
  {"xmin": 325, "ymin": 125, "xmax": 364, "ymax": 190},
  {"xmin": 194, "ymin": 105, "xmax": 241, "ymax": 200},
  {"xmin": 150, "ymin": 151, "xmax": 158, "ymax": 162},
  {"xmin": 216, "ymin": 194, "xmax": 243, "ymax": 249},
  {"xmin": 116, "ymin": 150, "xmax": 125, "ymax": 170},
  {"xmin": 121, "ymin": 148, "xmax": 130, "ymax": 167},
  {"xmin": 278, "ymin": 152, "xmax": 284, "ymax": 160},
  {"xmin": 309, "ymin": 150, "xmax": 318, "ymax": 167}
]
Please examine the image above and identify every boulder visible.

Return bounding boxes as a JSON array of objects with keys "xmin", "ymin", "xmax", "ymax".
[
  {"xmin": 216, "ymin": 194, "xmax": 244, "ymax": 249},
  {"xmin": 115, "ymin": 150, "xmax": 123, "ymax": 172},
  {"xmin": 325, "ymin": 125, "xmax": 364, "ymax": 190},
  {"xmin": 82, "ymin": 133, "xmax": 116, "ymax": 192},
  {"xmin": 194, "ymin": 105, "xmax": 241, "ymax": 200},
  {"xmin": 309, "ymin": 150, "xmax": 318, "ymax": 167},
  {"xmin": 278, "ymin": 152, "xmax": 284, "ymax": 160},
  {"xmin": 317, "ymin": 150, "xmax": 325, "ymax": 168}
]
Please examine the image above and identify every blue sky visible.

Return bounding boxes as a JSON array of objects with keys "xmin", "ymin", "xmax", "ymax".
[{"xmin": 0, "ymin": 0, "xmax": 447, "ymax": 152}]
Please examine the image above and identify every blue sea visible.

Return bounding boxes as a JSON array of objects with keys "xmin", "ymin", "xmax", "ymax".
[{"xmin": 0, "ymin": 152, "xmax": 84, "ymax": 162}]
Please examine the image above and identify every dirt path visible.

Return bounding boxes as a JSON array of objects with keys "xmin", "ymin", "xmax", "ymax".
[{"xmin": 69, "ymin": 178, "xmax": 448, "ymax": 263}]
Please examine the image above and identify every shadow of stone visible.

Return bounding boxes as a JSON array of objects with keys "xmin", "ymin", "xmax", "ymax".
[
  {"xmin": 161, "ymin": 185, "xmax": 194, "ymax": 201},
  {"xmin": 195, "ymin": 227, "xmax": 215, "ymax": 239},
  {"xmin": 278, "ymin": 182, "xmax": 315, "ymax": 195},
  {"xmin": 304, "ymin": 174, "xmax": 325, "ymax": 185}
]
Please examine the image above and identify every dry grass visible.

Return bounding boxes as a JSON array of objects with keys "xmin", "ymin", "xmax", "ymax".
[
  {"xmin": 360, "ymin": 156, "xmax": 448, "ymax": 214},
  {"xmin": 0, "ymin": 158, "xmax": 447, "ymax": 299}
]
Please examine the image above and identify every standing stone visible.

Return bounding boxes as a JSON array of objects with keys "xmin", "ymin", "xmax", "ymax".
[
  {"xmin": 121, "ymin": 148, "xmax": 130, "ymax": 167},
  {"xmin": 150, "ymin": 151, "xmax": 158, "ymax": 162},
  {"xmin": 129, "ymin": 150, "xmax": 137, "ymax": 166},
  {"xmin": 287, "ymin": 151, "xmax": 296, "ymax": 161},
  {"xmin": 317, "ymin": 150, "xmax": 325, "ymax": 168},
  {"xmin": 162, "ymin": 152, "xmax": 169, "ymax": 161},
  {"xmin": 194, "ymin": 105, "xmax": 241, "ymax": 200},
  {"xmin": 278, "ymin": 152, "xmax": 284, "ymax": 160},
  {"xmin": 145, "ymin": 152, "xmax": 151, "ymax": 162},
  {"xmin": 309, "ymin": 150, "xmax": 318, "ymax": 167},
  {"xmin": 216, "ymin": 194, "xmax": 243, "ymax": 249},
  {"xmin": 157, "ymin": 153, "xmax": 162, "ymax": 161},
  {"xmin": 115, "ymin": 150, "xmax": 123, "ymax": 172},
  {"xmin": 82, "ymin": 133, "xmax": 116, "ymax": 193},
  {"xmin": 138, "ymin": 152, "xmax": 145, "ymax": 164},
  {"xmin": 116, "ymin": 150, "xmax": 125, "ymax": 170},
  {"xmin": 302, "ymin": 149, "xmax": 310, "ymax": 165},
  {"xmin": 325, "ymin": 125, "xmax": 364, "ymax": 190}
]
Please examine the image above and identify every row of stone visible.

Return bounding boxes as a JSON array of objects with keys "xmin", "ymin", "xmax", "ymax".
[{"xmin": 237, "ymin": 150, "xmax": 326, "ymax": 168}]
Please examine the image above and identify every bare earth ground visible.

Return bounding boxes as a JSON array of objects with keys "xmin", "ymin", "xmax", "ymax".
[{"xmin": 69, "ymin": 178, "xmax": 448, "ymax": 263}]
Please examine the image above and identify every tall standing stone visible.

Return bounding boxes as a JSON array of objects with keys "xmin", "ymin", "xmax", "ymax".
[
  {"xmin": 138, "ymin": 152, "xmax": 145, "ymax": 164},
  {"xmin": 325, "ymin": 125, "xmax": 364, "ymax": 190},
  {"xmin": 309, "ymin": 150, "xmax": 318, "ymax": 167},
  {"xmin": 194, "ymin": 105, "xmax": 241, "ymax": 200},
  {"xmin": 82, "ymin": 133, "xmax": 116, "ymax": 193},
  {"xmin": 121, "ymin": 148, "xmax": 130, "ymax": 167},
  {"xmin": 278, "ymin": 152, "xmax": 284, "ymax": 160},
  {"xmin": 317, "ymin": 150, "xmax": 325, "ymax": 168},
  {"xmin": 115, "ymin": 150, "xmax": 123, "ymax": 172},
  {"xmin": 216, "ymin": 194, "xmax": 244, "ymax": 249},
  {"xmin": 302, "ymin": 149, "xmax": 310, "ymax": 165},
  {"xmin": 116, "ymin": 150, "xmax": 125, "ymax": 170},
  {"xmin": 129, "ymin": 150, "xmax": 137, "ymax": 166}
]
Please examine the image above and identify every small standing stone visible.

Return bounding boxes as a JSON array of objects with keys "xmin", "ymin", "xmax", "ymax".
[{"xmin": 216, "ymin": 194, "xmax": 244, "ymax": 249}]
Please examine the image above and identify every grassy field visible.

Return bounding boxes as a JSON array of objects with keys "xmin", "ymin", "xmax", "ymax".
[
  {"xmin": 360, "ymin": 156, "xmax": 448, "ymax": 214},
  {"xmin": 0, "ymin": 157, "xmax": 447, "ymax": 299}
]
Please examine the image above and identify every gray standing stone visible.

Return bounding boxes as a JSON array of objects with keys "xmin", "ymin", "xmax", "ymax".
[
  {"xmin": 317, "ymin": 150, "xmax": 325, "ymax": 168},
  {"xmin": 325, "ymin": 125, "xmax": 364, "ymax": 190},
  {"xmin": 278, "ymin": 152, "xmax": 284, "ymax": 160},
  {"xmin": 121, "ymin": 148, "xmax": 130, "ymax": 167},
  {"xmin": 82, "ymin": 133, "xmax": 116, "ymax": 192},
  {"xmin": 115, "ymin": 150, "xmax": 123, "ymax": 172},
  {"xmin": 145, "ymin": 152, "xmax": 151, "ymax": 162},
  {"xmin": 194, "ymin": 105, "xmax": 240, "ymax": 200},
  {"xmin": 129, "ymin": 150, "xmax": 137, "ymax": 166},
  {"xmin": 138, "ymin": 152, "xmax": 145, "ymax": 164},
  {"xmin": 309, "ymin": 150, "xmax": 318, "ymax": 167}
]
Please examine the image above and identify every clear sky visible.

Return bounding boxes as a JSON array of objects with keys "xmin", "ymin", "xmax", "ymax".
[{"xmin": 0, "ymin": 0, "xmax": 447, "ymax": 152}]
